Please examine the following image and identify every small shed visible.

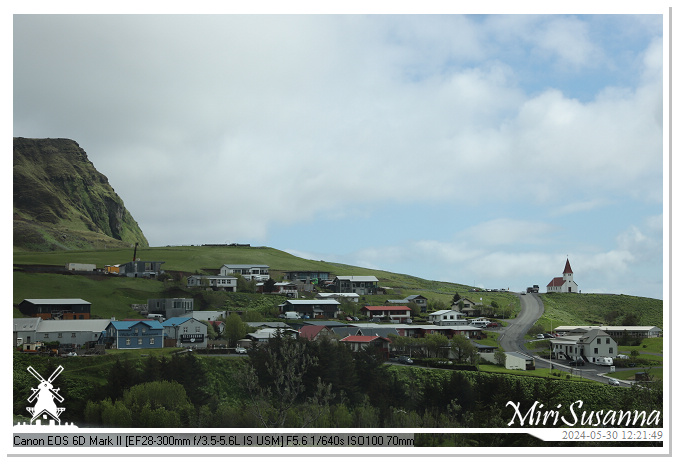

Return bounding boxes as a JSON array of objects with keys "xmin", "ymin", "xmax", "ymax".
[{"xmin": 505, "ymin": 351, "xmax": 535, "ymax": 370}]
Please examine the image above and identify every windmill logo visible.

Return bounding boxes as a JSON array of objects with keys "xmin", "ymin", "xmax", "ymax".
[{"xmin": 26, "ymin": 365, "xmax": 66, "ymax": 425}]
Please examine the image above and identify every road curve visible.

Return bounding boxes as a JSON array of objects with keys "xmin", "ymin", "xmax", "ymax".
[{"xmin": 498, "ymin": 293, "xmax": 544, "ymax": 355}]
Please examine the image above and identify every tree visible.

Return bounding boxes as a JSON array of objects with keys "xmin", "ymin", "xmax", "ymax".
[
  {"xmin": 263, "ymin": 277, "xmax": 276, "ymax": 293},
  {"xmin": 241, "ymin": 337, "xmax": 333, "ymax": 427},
  {"xmin": 621, "ymin": 313, "xmax": 640, "ymax": 326},
  {"xmin": 407, "ymin": 301, "xmax": 421, "ymax": 318},
  {"xmin": 236, "ymin": 275, "xmax": 256, "ymax": 293},
  {"xmin": 223, "ymin": 313, "xmax": 247, "ymax": 347},
  {"xmin": 449, "ymin": 335, "xmax": 477, "ymax": 364},
  {"xmin": 494, "ymin": 348, "xmax": 507, "ymax": 366},
  {"xmin": 423, "ymin": 333, "xmax": 449, "ymax": 358}
]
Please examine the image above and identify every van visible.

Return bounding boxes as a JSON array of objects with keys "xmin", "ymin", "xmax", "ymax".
[
  {"xmin": 284, "ymin": 311, "xmax": 301, "ymax": 320},
  {"xmin": 470, "ymin": 319, "xmax": 489, "ymax": 328},
  {"xmin": 595, "ymin": 356, "xmax": 613, "ymax": 366}
]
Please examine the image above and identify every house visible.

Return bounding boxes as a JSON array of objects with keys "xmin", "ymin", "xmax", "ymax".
[
  {"xmin": 505, "ymin": 351, "xmax": 535, "ymax": 370},
  {"xmin": 18, "ymin": 299, "xmax": 91, "ymax": 320},
  {"xmin": 147, "ymin": 298, "xmax": 194, "ymax": 318},
  {"xmin": 360, "ymin": 305, "xmax": 411, "ymax": 323},
  {"xmin": 284, "ymin": 271, "xmax": 330, "ymax": 282},
  {"xmin": 547, "ymin": 258, "xmax": 578, "ymax": 293},
  {"xmin": 386, "ymin": 295, "xmax": 428, "ymax": 312},
  {"xmin": 472, "ymin": 342, "xmax": 499, "ymax": 364},
  {"xmin": 340, "ymin": 335, "xmax": 391, "ymax": 359},
  {"xmin": 105, "ymin": 320, "xmax": 164, "ymax": 349},
  {"xmin": 189, "ymin": 310, "xmax": 227, "ymax": 322},
  {"xmin": 187, "ymin": 275, "xmax": 237, "ymax": 291},
  {"xmin": 118, "ymin": 260, "xmax": 165, "ymax": 278},
  {"xmin": 333, "ymin": 276, "xmax": 379, "ymax": 295},
  {"xmin": 454, "ymin": 298, "xmax": 480, "ymax": 317},
  {"xmin": 554, "ymin": 325, "xmax": 662, "ymax": 339},
  {"xmin": 162, "ymin": 317, "xmax": 208, "ymax": 349},
  {"xmin": 220, "ymin": 264, "xmax": 270, "ymax": 282},
  {"xmin": 205, "ymin": 320, "xmax": 225, "ymax": 335},
  {"xmin": 246, "ymin": 327, "xmax": 299, "ymax": 344},
  {"xmin": 550, "ymin": 329, "xmax": 617, "ymax": 362},
  {"xmin": 299, "ymin": 325, "xmax": 334, "ymax": 341},
  {"xmin": 13, "ymin": 317, "xmax": 42, "ymax": 346},
  {"xmin": 428, "ymin": 309, "xmax": 467, "ymax": 326},
  {"xmin": 317, "ymin": 292, "xmax": 360, "ymax": 302},
  {"xmin": 257, "ymin": 281, "xmax": 298, "ymax": 298},
  {"xmin": 278, "ymin": 300, "xmax": 341, "ymax": 319},
  {"xmin": 31, "ymin": 319, "xmax": 109, "ymax": 349}
]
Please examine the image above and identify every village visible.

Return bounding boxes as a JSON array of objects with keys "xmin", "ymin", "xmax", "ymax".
[{"xmin": 13, "ymin": 257, "xmax": 662, "ymax": 378}]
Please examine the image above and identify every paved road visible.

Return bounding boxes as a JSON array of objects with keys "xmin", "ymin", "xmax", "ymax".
[
  {"xmin": 498, "ymin": 293, "xmax": 631, "ymax": 387},
  {"xmin": 498, "ymin": 293, "xmax": 543, "ymax": 355}
]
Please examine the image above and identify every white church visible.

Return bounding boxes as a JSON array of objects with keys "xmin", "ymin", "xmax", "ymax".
[{"xmin": 546, "ymin": 258, "xmax": 579, "ymax": 293}]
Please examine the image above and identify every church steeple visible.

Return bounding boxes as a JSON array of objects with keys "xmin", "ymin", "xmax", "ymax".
[{"xmin": 563, "ymin": 258, "xmax": 573, "ymax": 276}]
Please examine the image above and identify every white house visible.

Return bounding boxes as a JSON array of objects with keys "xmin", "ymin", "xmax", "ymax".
[
  {"xmin": 547, "ymin": 258, "xmax": 579, "ymax": 293},
  {"xmin": 186, "ymin": 275, "xmax": 237, "ymax": 291},
  {"xmin": 428, "ymin": 309, "xmax": 467, "ymax": 326},
  {"xmin": 550, "ymin": 329, "xmax": 618, "ymax": 362},
  {"xmin": 220, "ymin": 264, "xmax": 270, "ymax": 282},
  {"xmin": 162, "ymin": 317, "xmax": 209, "ymax": 349},
  {"xmin": 317, "ymin": 292, "xmax": 360, "ymax": 302},
  {"xmin": 554, "ymin": 325, "xmax": 662, "ymax": 339}
]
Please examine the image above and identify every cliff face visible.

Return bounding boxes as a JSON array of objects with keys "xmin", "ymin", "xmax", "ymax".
[{"xmin": 13, "ymin": 137, "xmax": 149, "ymax": 251}]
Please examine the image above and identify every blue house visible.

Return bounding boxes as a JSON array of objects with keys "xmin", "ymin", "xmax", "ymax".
[{"xmin": 104, "ymin": 320, "xmax": 164, "ymax": 349}]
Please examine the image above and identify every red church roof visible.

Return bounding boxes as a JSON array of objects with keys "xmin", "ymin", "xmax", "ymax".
[
  {"xmin": 547, "ymin": 277, "xmax": 565, "ymax": 288},
  {"xmin": 563, "ymin": 258, "xmax": 573, "ymax": 274}
]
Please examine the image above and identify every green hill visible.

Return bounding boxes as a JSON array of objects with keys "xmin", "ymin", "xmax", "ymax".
[
  {"xmin": 13, "ymin": 137, "xmax": 148, "ymax": 251},
  {"xmin": 13, "ymin": 246, "xmax": 662, "ymax": 328}
]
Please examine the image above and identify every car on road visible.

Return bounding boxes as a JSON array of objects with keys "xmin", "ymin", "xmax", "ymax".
[
  {"xmin": 397, "ymin": 356, "xmax": 413, "ymax": 365},
  {"xmin": 608, "ymin": 378, "xmax": 620, "ymax": 386},
  {"xmin": 235, "ymin": 347, "xmax": 247, "ymax": 354}
]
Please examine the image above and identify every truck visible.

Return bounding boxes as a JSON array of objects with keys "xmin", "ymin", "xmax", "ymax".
[
  {"xmin": 595, "ymin": 356, "xmax": 613, "ymax": 366},
  {"xmin": 526, "ymin": 285, "xmax": 539, "ymax": 293}
]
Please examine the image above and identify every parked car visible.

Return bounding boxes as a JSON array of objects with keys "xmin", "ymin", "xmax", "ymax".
[
  {"xmin": 543, "ymin": 333, "xmax": 555, "ymax": 339},
  {"xmin": 486, "ymin": 322, "xmax": 499, "ymax": 328},
  {"xmin": 235, "ymin": 347, "xmax": 247, "ymax": 354},
  {"xmin": 616, "ymin": 354, "xmax": 630, "ymax": 359},
  {"xmin": 608, "ymin": 378, "xmax": 620, "ymax": 386},
  {"xmin": 397, "ymin": 356, "xmax": 413, "ymax": 365},
  {"xmin": 569, "ymin": 358, "xmax": 585, "ymax": 366},
  {"xmin": 536, "ymin": 334, "xmax": 544, "ymax": 339}
]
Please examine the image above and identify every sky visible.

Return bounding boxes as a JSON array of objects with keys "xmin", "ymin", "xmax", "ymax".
[{"xmin": 12, "ymin": 8, "xmax": 668, "ymax": 300}]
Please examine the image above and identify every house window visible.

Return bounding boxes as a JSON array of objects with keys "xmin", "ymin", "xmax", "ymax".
[
  {"xmin": 597, "ymin": 338, "xmax": 601, "ymax": 344},
  {"xmin": 594, "ymin": 348, "xmax": 599, "ymax": 354},
  {"xmin": 58, "ymin": 333, "xmax": 63, "ymax": 338},
  {"xmin": 609, "ymin": 348, "xmax": 613, "ymax": 354},
  {"xmin": 72, "ymin": 333, "xmax": 76, "ymax": 338},
  {"xmin": 142, "ymin": 328, "xmax": 146, "ymax": 334},
  {"xmin": 126, "ymin": 338, "xmax": 131, "ymax": 346},
  {"xmin": 150, "ymin": 338, "xmax": 155, "ymax": 345},
  {"xmin": 183, "ymin": 327, "xmax": 188, "ymax": 333},
  {"xmin": 196, "ymin": 327, "xmax": 201, "ymax": 333},
  {"xmin": 44, "ymin": 333, "xmax": 49, "ymax": 339},
  {"xmin": 138, "ymin": 338, "xmax": 143, "ymax": 345},
  {"xmin": 606, "ymin": 338, "xmax": 610, "ymax": 344}
]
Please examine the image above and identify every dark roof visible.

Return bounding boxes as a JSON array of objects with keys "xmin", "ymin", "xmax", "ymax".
[
  {"xmin": 547, "ymin": 277, "xmax": 565, "ymax": 287},
  {"xmin": 563, "ymin": 258, "xmax": 573, "ymax": 274}
]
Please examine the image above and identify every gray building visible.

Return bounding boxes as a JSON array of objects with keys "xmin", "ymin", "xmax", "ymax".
[
  {"xmin": 119, "ymin": 260, "xmax": 165, "ymax": 278},
  {"xmin": 14, "ymin": 318, "xmax": 110, "ymax": 348},
  {"xmin": 147, "ymin": 298, "xmax": 194, "ymax": 319}
]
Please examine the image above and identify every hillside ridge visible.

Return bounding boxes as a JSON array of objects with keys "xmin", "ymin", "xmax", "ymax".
[{"xmin": 13, "ymin": 137, "xmax": 148, "ymax": 251}]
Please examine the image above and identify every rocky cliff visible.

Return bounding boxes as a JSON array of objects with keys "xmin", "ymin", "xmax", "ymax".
[{"xmin": 13, "ymin": 137, "xmax": 149, "ymax": 251}]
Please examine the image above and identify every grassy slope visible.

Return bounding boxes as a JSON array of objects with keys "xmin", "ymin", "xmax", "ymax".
[
  {"xmin": 537, "ymin": 292, "xmax": 663, "ymax": 330},
  {"xmin": 13, "ymin": 246, "xmax": 662, "ymax": 329}
]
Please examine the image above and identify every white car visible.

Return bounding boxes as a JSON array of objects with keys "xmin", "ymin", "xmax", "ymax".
[
  {"xmin": 536, "ymin": 334, "xmax": 544, "ymax": 339},
  {"xmin": 235, "ymin": 347, "xmax": 247, "ymax": 354},
  {"xmin": 608, "ymin": 378, "xmax": 620, "ymax": 386}
]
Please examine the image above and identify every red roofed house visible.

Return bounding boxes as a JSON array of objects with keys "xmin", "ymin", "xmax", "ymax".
[
  {"xmin": 360, "ymin": 305, "xmax": 411, "ymax": 322},
  {"xmin": 547, "ymin": 258, "xmax": 578, "ymax": 293},
  {"xmin": 340, "ymin": 335, "xmax": 391, "ymax": 359},
  {"xmin": 299, "ymin": 325, "xmax": 333, "ymax": 341}
]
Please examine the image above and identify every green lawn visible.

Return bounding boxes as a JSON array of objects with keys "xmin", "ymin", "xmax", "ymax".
[{"xmin": 478, "ymin": 365, "xmax": 594, "ymax": 381}]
